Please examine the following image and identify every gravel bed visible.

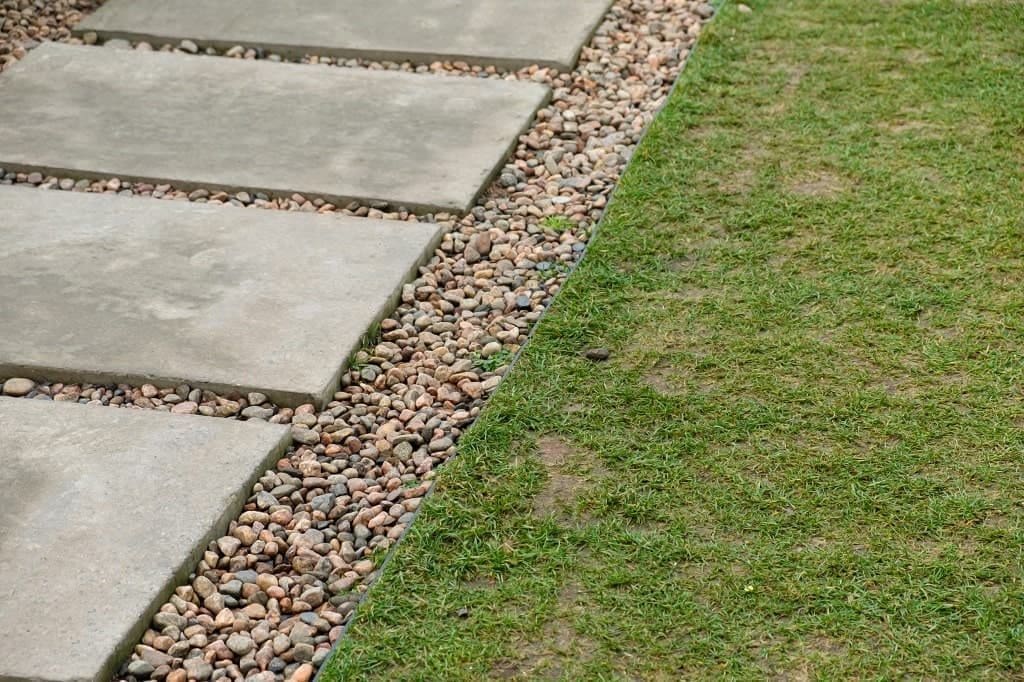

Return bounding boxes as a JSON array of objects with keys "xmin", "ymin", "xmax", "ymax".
[{"xmin": 0, "ymin": 0, "xmax": 711, "ymax": 680}]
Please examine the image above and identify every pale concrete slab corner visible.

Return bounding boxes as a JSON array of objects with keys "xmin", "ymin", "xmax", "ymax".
[{"xmin": 0, "ymin": 399, "xmax": 290, "ymax": 682}]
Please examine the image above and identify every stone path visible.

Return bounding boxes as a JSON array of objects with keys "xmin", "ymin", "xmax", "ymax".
[
  {"xmin": 0, "ymin": 43, "xmax": 549, "ymax": 213},
  {"xmin": 0, "ymin": 187, "xmax": 441, "ymax": 408},
  {"xmin": 76, "ymin": 0, "xmax": 612, "ymax": 71},
  {"xmin": 0, "ymin": 398, "xmax": 290, "ymax": 682},
  {"xmin": 0, "ymin": 0, "xmax": 645, "ymax": 679}
]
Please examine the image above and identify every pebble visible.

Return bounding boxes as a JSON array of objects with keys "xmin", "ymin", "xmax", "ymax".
[
  {"xmin": 481, "ymin": 341, "xmax": 503, "ymax": 358},
  {"xmin": 127, "ymin": 660, "xmax": 155, "ymax": 677},
  {"xmin": 292, "ymin": 643, "xmax": 315, "ymax": 662},
  {"xmin": 182, "ymin": 658, "xmax": 212, "ymax": 681},
  {"xmin": 171, "ymin": 401, "xmax": 199, "ymax": 414},
  {"xmin": 291, "ymin": 426, "xmax": 320, "ymax": 445},
  {"xmin": 2, "ymin": 377, "xmax": 35, "ymax": 397},
  {"xmin": 226, "ymin": 633, "xmax": 254, "ymax": 656},
  {"xmin": 216, "ymin": 536, "xmax": 241, "ymax": 556},
  {"xmin": 288, "ymin": 664, "xmax": 314, "ymax": 682},
  {"xmin": 695, "ymin": 3, "xmax": 715, "ymax": 18}
]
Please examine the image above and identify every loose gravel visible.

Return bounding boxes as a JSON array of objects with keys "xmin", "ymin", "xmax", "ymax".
[{"xmin": 0, "ymin": 0, "xmax": 711, "ymax": 680}]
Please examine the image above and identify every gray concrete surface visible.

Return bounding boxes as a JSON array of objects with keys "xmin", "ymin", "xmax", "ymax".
[
  {"xmin": 0, "ymin": 43, "xmax": 550, "ymax": 213},
  {"xmin": 76, "ymin": 0, "xmax": 612, "ymax": 71},
  {"xmin": 0, "ymin": 398, "xmax": 290, "ymax": 682},
  {"xmin": 0, "ymin": 186, "xmax": 442, "ymax": 407}
]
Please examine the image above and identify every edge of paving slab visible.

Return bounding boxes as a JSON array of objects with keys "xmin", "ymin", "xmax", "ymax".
[
  {"xmin": 102, "ymin": 414, "xmax": 292, "ymax": 682},
  {"xmin": 73, "ymin": 35, "xmax": 573, "ymax": 73},
  {"xmin": 0, "ymin": 201, "xmax": 446, "ymax": 410},
  {"xmin": 311, "ymin": 2, "xmax": 725, "ymax": 678},
  {"xmin": 0, "ymin": 361, "xmax": 320, "ymax": 411},
  {"xmin": 465, "ymin": 85, "xmax": 554, "ymax": 213},
  {"xmin": 303, "ymin": 217, "xmax": 449, "ymax": 408},
  {"xmin": 0, "ymin": 46, "xmax": 552, "ymax": 215},
  {"xmin": 0, "ymin": 398, "xmax": 293, "ymax": 682},
  {"xmin": 550, "ymin": 0, "xmax": 617, "ymax": 74},
  {"xmin": 0, "ymin": 159, "xmax": 483, "ymax": 216},
  {"xmin": 73, "ymin": 0, "xmax": 615, "ymax": 72}
]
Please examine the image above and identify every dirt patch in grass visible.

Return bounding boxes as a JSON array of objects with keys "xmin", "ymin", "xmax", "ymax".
[
  {"xmin": 878, "ymin": 119, "xmax": 938, "ymax": 134},
  {"xmin": 460, "ymin": 574, "xmax": 498, "ymax": 590},
  {"xmin": 916, "ymin": 310, "xmax": 960, "ymax": 339},
  {"xmin": 794, "ymin": 536, "xmax": 832, "ymax": 553},
  {"xmin": 769, "ymin": 232, "xmax": 824, "ymax": 267},
  {"xmin": 644, "ymin": 360, "xmax": 719, "ymax": 395},
  {"xmin": 761, "ymin": 635, "xmax": 850, "ymax": 681},
  {"xmin": 765, "ymin": 62, "xmax": 809, "ymax": 114},
  {"xmin": 532, "ymin": 436, "xmax": 607, "ymax": 523},
  {"xmin": 490, "ymin": 583, "xmax": 597, "ymax": 680},
  {"xmin": 786, "ymin": 170, "xmax": 850, "ymax": 198},
  {"xmin": 666, "ymin": 227, "xmax": 731, "ymax": 270},
  {"xmin": 720, "ymin": 166, "xmax": 759, "ymax": 194},
  {"xmin": 900, "ymin": 48, "xmax": 934, "ymax": 65},
  {"xmin": 716, "ymin": 142, "xmax": 767, "ymax": 194},
  {"xmin": 644, "ymin": 363, "xmax": 678, "ymax": 394}
]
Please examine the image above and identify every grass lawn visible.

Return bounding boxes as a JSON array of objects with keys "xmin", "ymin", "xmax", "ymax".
[{"xmin": 321, "ymin": 0, "xmax": 1024, "ymax": 678}]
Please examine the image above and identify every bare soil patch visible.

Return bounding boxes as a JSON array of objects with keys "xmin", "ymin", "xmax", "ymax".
[
  {"xmin": 490, "ymin": 582, "xmax": 597, "ymax": 680},
  {"xmin": 532, "ymin": 436, "xmax": 607, "ymax": 523},
  {"xmin": 786, "ymin": 170, "xmax": 849, "ymax": 198}
]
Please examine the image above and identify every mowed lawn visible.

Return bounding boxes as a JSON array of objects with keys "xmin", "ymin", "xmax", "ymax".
[{"xmin": 322, "ymin": 0, "xmax": 1024, "ymax": 678}]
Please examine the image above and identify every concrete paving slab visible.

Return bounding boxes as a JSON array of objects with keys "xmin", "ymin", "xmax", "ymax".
[
  {"xmin": 76, "ymin": 0, "xmax": 612, "ymax": 71},
  {"xmin": 0, "ymin": 43, "xmax": 549, "ymax": 213},
  {"xmin": 0, "ymin": 398, "xmax": 290, "ymax": 682},
  {"xmin": 0, "ymin": 186, "xmax": 442, "ymax": 407}
]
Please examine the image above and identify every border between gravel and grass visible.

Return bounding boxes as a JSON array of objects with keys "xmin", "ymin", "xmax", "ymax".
[{"xmin": 310, "ymin": 2, "xmax": 727, "ymax": 677}]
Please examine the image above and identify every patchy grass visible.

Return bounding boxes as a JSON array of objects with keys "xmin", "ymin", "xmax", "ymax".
[
  {"xmin": 473, "ymin": 348, "xmax": 516, "ymax": 374},
  {"xmin": 322, "ymin": 0, "xmax": 1024, "ymax": 679},
  {"xmin": 541, "ymin": 215, "xmax": 576, "ymax": 232}
]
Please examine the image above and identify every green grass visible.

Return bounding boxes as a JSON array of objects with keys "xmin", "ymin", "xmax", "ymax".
[
  {"xmin": 541, "ymin": 215, "xmax": 576, "ymax": 232},
  {"xmin": 473, "ymin": 348, "xmax": 516, "ymax": 374},
  {"xmin": 321, "ymin": 0, "xmax": 1024, "ymax": 678}
]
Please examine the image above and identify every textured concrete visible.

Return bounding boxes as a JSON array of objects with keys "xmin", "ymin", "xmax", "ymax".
[
  {"xmin": 0, "ymin": 398, "xmax": 290, "ymax": 682},
  {"xmin": 0, "ymin": 186, "xmax": 442, "ymax": 406},
  {"xmin": 76, "ymin": 0, "xmax": 612, "ymax": 71},
  {"xmin": 0, "ymin": 43, "xmax": 550, "ymax": 213}
]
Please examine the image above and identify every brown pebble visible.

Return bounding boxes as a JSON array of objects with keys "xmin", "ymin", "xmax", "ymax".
[{"xmin": 289, "ymin": 663, "xmax": 315, "ymax": 682}]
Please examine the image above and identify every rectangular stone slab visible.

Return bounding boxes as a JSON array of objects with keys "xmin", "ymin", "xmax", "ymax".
[
  {"xmin": 0, "ymin": 43, "xmax": 550, "ymax": 213},
  {"xmin": 76, "ymin": 0, "xmax": 612, "ymax": 71},
  {"xmin": 0, "ymin": 398, "xmax": 290, "ymax": 682},
  {"xmin": 0, "ymin": 186, "xmax": 442, "ymax": 407}
]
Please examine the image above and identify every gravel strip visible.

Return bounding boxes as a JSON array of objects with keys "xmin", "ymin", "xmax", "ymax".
[{"xmin": 0, "ymin": 0, "xmax": 711, "ymax": 680}]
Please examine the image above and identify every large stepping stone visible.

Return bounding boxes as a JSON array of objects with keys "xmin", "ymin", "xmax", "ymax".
[
  {"xmin": 0, "ymin": 43, "xmax": 549, "ymax": 213},
  {"xmin": 0, "ymin": 398, "xmax": 290, "ymax": 682},
  {"xmin": 76, "ymin": 0, "xmax": 613, "ymax": 71},
  {"xmin": 0, "ymin": 186, "xmax": 441, "ymax": 407}
]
